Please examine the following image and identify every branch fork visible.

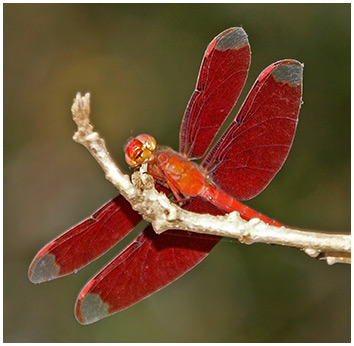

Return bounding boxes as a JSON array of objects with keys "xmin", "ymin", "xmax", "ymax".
[{"xmin": 71, "ymin": 92, "xmax": 351, "ymax": 265}]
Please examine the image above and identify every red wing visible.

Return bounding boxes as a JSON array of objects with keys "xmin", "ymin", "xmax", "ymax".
[
  {"xmin": 179, "ymin": 27, "xmax": 251, "ymax": 159},
  {"xmin": 75, "ymin": 197, "xmax": 222, "ymax": 324},
  {"xmin": 202, "ymin": 60, "xmax": 303, "ymax": 200},
  {"xmin": 28, "ymin": 195, "xmax": 141, "ymax": 283}
]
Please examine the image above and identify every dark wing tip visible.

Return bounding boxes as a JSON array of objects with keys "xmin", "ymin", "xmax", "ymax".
[
  {"xmin": 75, "ymin": 292, "xmax": 110, "ymax": 325},
  {"xmin": 271, "ymin": 59, "xmax": 303, "ymax": 87},
  {"xmin": 28, "ymin": 253, "xmax": 60, "ymax": 283},
  {"xmin": 215, "ymin": 27, "xmax": 249, "ymax": 51}
]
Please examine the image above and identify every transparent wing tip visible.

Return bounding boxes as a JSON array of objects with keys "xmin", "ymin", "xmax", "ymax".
[
  {"xmin": 75, "ymin": 292, "xmax": 110, "ymax": 325},
  {"xmin": 216, "ymin": 27, "xmax": 249, "ymax": 51},
  {"xmin": 272, "ymin": 59, "xmax": 303, "ymax": 87},
  {"xmin": 28, "ymin": 253, "xmax": 60, "ymax": 283}
]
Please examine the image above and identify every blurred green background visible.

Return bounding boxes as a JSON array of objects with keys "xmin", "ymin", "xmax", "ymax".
[{"xmin": 4, "ymin": 3, "xmax": 350, "ymax": 342}]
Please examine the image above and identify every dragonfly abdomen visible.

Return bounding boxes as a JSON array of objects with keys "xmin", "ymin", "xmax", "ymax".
[{"xmin": 202, "ymin": 185, "xmax": 282, "ymax": 227}]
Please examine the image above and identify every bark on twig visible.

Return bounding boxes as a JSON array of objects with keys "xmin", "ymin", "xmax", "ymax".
[{"xmin": 71, "ymin": 92, "xmax": 351, "ymax": 265}]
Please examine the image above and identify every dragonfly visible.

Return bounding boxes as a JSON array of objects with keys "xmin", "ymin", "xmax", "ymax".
[{"xmin": 29, "ymin": 27, "xmax": 303, "ymax": 324}]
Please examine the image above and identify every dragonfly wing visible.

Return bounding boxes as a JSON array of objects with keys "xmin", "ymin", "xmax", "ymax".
[
  {"xmin": 179, "ymin": 27, "xmax": 251, "ymax": 159},
  {"xmin": 28, "ymin": 195, "xmax": 142, "ymax": 283},
  {"xmin": 203, "ymin": 60, "xmax": 303, "ymax": 200},
  {"xmin": 75, "ymin": 197, "xmax": 222, "ymax": 324}
]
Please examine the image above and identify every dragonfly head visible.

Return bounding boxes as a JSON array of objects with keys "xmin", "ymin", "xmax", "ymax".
[{"xmin": 125, "ymin": 134, "xmax": 157, "ymax": 167}]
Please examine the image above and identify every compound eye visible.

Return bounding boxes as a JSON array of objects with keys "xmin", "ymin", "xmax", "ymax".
[
  {"xmin": 124, "ymin": 134, "xmax": 157, "ymax": 167},
  {"xmin": 125, "ymin": 152, "xmax": 139, "ymax": 167},
  {"xmin": 135, "ymin": 134, "xmax": 157, "ymax": 152},
  {"xmin": 125, "ymin": 138, "xmax": 143, "ymax": 167},
  {"xmin": 125, "ymin": 138, "xmax": 142, "ymax": 166}
]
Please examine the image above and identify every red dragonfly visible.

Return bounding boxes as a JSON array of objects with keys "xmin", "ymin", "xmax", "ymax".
[{"xmin": 29, "ymin": 27, "xmax": 303, "ymax": 324}]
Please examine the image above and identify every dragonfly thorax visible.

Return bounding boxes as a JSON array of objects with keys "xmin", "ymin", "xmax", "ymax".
[{"xmin": 125, "ymin": 134, "xmax": 157, "ymax": 167}]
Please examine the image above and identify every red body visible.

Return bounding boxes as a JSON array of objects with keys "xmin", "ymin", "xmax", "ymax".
[
  {"xmin": 149, "ymin": 147, "xmax": 281, "ymax": 226},
  {"xmin": 28, "ymin": 27, "xmax": 303, "ymax": 324}
]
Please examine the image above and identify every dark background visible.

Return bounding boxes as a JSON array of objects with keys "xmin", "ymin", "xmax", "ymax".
[{"xmin": 4, "ymin": 3, "xmax": 350, "ymax": 342}]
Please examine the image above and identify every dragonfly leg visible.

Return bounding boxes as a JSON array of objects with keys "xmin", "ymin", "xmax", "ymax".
[{"xmin": 165, "ymin": 179, "xmax": 185, "ymax": 203}]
